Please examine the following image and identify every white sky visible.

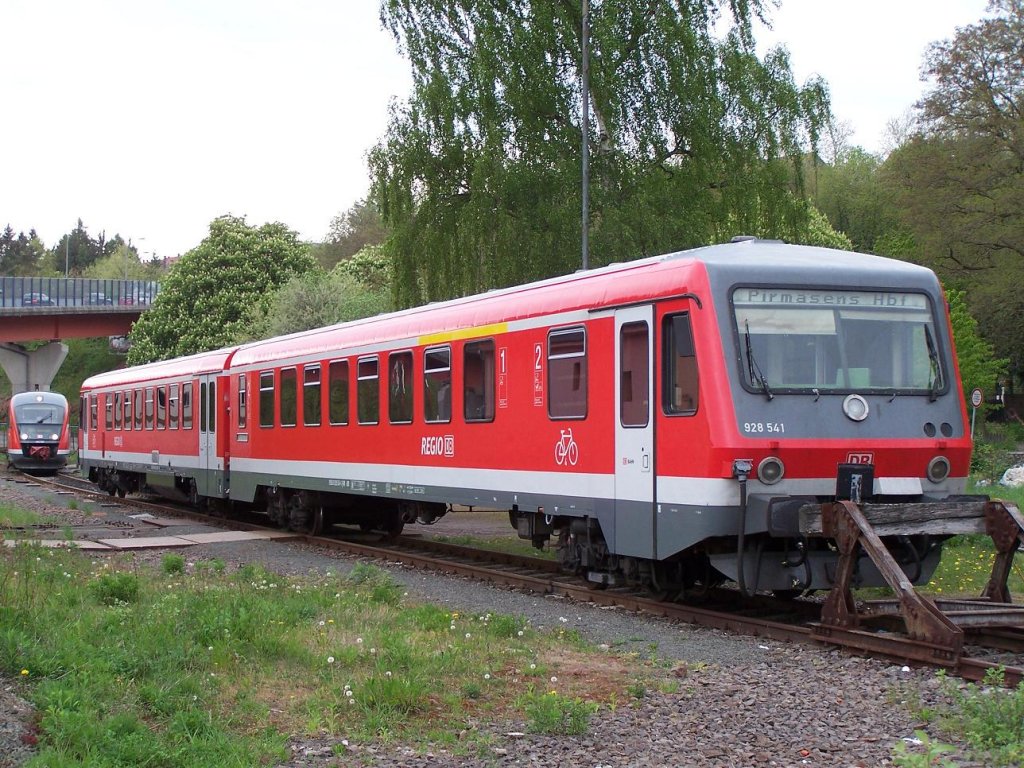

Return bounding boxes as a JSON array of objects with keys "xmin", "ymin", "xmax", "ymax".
[{"xmin": 0, "ymin": 0, "xmax": 991, "ymax": 260}]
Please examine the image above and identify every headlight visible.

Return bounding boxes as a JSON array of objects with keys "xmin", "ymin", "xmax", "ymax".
[
  {"xmin": 927, "ymin": 456, "xmax": 951, "ymax": 483},
  {"xmin": 757, "ymin": 456, "xmax": 785, "ymax": 484},
  {"xmin": 20, "ymin": 432, "xmax": 28, "ymax": 440},
  {"xmin": 843, "ymin": 394, "xmax": 869, "ymax": 422},
  {"xmin": 51, "ymin": 433, "xmax": 59, "ymax": 440}
]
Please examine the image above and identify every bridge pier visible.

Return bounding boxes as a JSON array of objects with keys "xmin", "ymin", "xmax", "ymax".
[{"xmin": 0, "ymin": 341, "xmax": 69, "ymax": 394}]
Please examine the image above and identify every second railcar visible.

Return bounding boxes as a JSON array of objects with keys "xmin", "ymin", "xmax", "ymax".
[{"xmin": 6, "ymin": 391, "xmax": 71, "ymax": 474}]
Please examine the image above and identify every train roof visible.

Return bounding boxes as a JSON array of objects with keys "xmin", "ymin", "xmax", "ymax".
[
  {"xmin": 81, "ymin": 347, "xmax": 237, "ymax": 390},
  {"xmin": 10, "ymin": 390, "xmax": 68, "ymax": 406},
  {"xmin": 81, "ymin": 239, "xmax": 944, "ymax": 384}
]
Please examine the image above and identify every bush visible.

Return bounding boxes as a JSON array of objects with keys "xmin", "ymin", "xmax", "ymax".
[{"xmin": 89, "ymin": 572, "xmax": 140, "ymax": 605}]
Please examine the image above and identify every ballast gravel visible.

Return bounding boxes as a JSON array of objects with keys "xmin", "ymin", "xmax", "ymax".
[{"xmin": 0, "ymin": 476, "xmax": 986, "ymax": 767}]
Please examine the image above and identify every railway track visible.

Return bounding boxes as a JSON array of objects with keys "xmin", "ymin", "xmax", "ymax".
[{"xmin": 8, "ymin": 468, "xmax": 1024, "ymax": 686}]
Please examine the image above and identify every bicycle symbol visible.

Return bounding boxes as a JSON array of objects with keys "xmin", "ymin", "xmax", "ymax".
[{"xmin": 554, "ymin": 428, "xmax": 579, "ymax": 467}]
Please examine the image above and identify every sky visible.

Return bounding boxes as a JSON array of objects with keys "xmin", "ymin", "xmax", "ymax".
[{"xmin": 0, "ymin": 0, "xmax": 992, "ymax": 261}]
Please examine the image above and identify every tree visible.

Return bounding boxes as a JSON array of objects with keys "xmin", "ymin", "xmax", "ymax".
[
  {"xmin": 810, "ymin": 148, "xmax": 897, "ymax": 253},
  {"xmin": 883, "ymin": 0, "xmax": 1023, "ymax": 276},
  {"xmin": 313, "ymin": 199, "xmax": 389, "ymax": 270},
  {"xmin": 371, "ymin": 0, "xmax": 831, "ymax": 307},
  {"xmin": 126, "ymin": 216, "xmax": 316, "ymax": 364},
  {"xmin": 0, "ymin": 226, "xmax": 46, "ymax": 275},
  {"xmin": 947, "ymin": 289, "xmax": 1007, "ymax": 409}
]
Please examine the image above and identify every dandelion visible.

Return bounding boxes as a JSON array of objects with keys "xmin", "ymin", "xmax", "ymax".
[
  {"xmin": 550, "ymin": 676, "xmax": 558, "ymax": 683},
  {"xmin": 328, "ymin": 619, "xmax": 334, "ymax": 624},
  {"xmin": 529, "ymin": 663, "xmax": 536, "ymax": 670},
  {"xmin": 345, "ymin": 689, "xmax": 353, "ymax": 698},
  {"xmin": 319, "ymin": 620, "xmax": 326, "ymax": 627},
  {"xmin": 356, "ymin": 637, "xmax": 363, "ymax": 645},
  {"xmin": 20, "ymin": 669, "xmax": 28, "ymax": 676},
  {"xmin": 385, "ymin": 671, "xmax": 393, "ymax": 678},
  {"xmin": 517, "ymin": 630, "xmax": 524, "ymax": 637},
  {"xmin": 465, "ymin": 632, "xmax": 472, "ymax": 639},
  {"xmin": 328, "ymin": 656, "xmax": 335, "ymax": 664},
  {"xmin": 348, "ymin": 698, "xmax": 356, "ymax": 705},
  {"xmin": 484, "ymin": 673, "xmax": 491, "ymax": 680},
  {"xmin": 208, "ymin": 646, "xmax": 214, "ymax": 652},
  {"xmin": 370, "ymin": 648, "xmax": 376, "ymax": 655}
]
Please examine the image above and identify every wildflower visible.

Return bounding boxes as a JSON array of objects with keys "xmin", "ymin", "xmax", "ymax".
[
  {"xmin": 529, "ymin": 663, "xmax": 536, "ymax": 670},
  {"xmin": 20, "ymin": 669, "xmax": 29, "ymax": 676},
  {"xmin": 465, "ymin": 632, "xmax": 472, "ymax": 639},
  {"xmin": 484, "ymin": 673, "xmax": 491, "ymax": 680},
  {"xmin": 319, "ymin": 620, "xmax": 326, "ymax": 627},
  {"xmin": 517, "ymin": 630, "xmax": 524, "ymax": 637},
  {"xmin": 328, "ymin": 657, "xmax": 335, "ymax": 664},
  {"xmin": 550, "ymin": 676, "xmax": 558, "ymax": 683},
  {"xmin": 345, "ymin": 689, "xmax": 353, "ymax": 698},
  {"xmin": 356, "ymin": 637, "xmax": 363, "ymax": 645},
  {"xmin": 385, "ymin": 671, "xmax": 393, "ymax": 678}
]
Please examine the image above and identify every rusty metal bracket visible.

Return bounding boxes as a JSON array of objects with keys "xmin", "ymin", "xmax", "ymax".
[
  {"xmin": 818, "ymin": 500, "xmax": 963, "ymax": 656},
  {"xmin": 982, "ymin": 500, "xmax": 1024, "ymax": 603}
]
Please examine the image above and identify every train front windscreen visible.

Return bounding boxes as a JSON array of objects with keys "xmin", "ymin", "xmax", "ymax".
[
  {"xmin": 15, "ymin": 401, "xmax": 66, "ymax": 441},
  {"xmin": 732, "ymin": 288, "xmax": 942, "ymax": 396}
]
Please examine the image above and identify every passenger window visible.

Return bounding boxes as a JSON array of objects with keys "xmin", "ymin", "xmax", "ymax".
[
  {"xmin": 114, "ymin": 392, "xmax": 122, "ymax": 430},
  {"xmin": 170, "ymin": 384, "xmax": 180, "ymax": 430},
  {"xmin": 237, "ymin": 374, "xmax": 247, "ymax": 429},
  {"xmin": 145, "ymin": 387, "xmax": 155, "ymax": 430},
  {"xmin": 464, "ymin": 340, "xmax": 495, "ymax": 422},
  {"xmin": 259, "ymin": 371, "xmax": 274, "ymax": 428},
  {"xmin": 90, "ymin": 394, "xmax": 98, "ymax": 431},
  {"xmin": 662, "ymin": 313, "xmax": 699, "ymax": 415},
  {"xmin": 182, "ymin": 383, "xmax": 193, "ymax": 430},
  {"xmin": 620, "ymin": 321, "xmax": 650, "ymax": 427},
  {"xmin": 123, "ymin": 390, "xmax": 132, "ymax": 430},
  {"xmin": 200, "ymin": 382, "xmax": 207, "ymax": 432},
  {"xmin": 424, "ymin": 346, "xmax": 452, "ymax": 423},
  {"xmin": 304, "ymin": 366, "xmax": 321, "ymax": 426},
  {"xmin": 208, "ymin": 381, "xmax": 216, "ymax": 432},
  {"xmin": 280, "ymin": 368, "xmax": 298, "ymax": 427},
  {"xmin": 104, "ymin": 394, "xmax": 113, "ymax": 430},
  {"xmin": 547, "ymin": 327, "xmax": 587, "ymax": 419},
  {"xmin": 157, "ymin": 386, "xmax": 167, "ymax": 430},
  {"xmin": 134, "ymin": 389, "xmax": 144, "ymax": 430},
  {"xmin": 357, "ymin": 356, "xmax": 379, "ymax": 425},
  {"xmin": 328, "ymin": 360, "xmax": 349, "ymax": 425},
  {"xmin": 388, "ymin": 351, "xmax": 413, "ymax": 424}
]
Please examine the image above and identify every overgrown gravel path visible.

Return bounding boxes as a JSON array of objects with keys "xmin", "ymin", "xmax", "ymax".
[{"xmin": 0, "ymin": 475, "xmax": 984, "ymax": 767}]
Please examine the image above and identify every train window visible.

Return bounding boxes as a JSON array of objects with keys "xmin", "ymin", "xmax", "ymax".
[
  {"xmin": 90, "ymin": 394, "xmax": 98, "ymax": 431},
  {"xmin": 547, "ymin": 327, "xmax": 587, "ymax": 419},
  {"xmin": 114, "ymin": 392, "xmax": 122, "ymax": 430},
  {"xmin": 662, "ymin": 313, "xmax": 699, "ymax": 416},
  {"xmin": 619, "ymin": 322, "xmax": 650, "ymax": 427},
  {"xmin": 169, "ymin": 384, "xmax": 180, "ymax": 429},
  {"xmin": 328, "ymin": 360, "xmax": 349, "ymax": 425},
  {"xmin": 157, "ymin": 386, "xmax": 167, "ymax": 430},
  {"xmin": 237, "ymin": 374, "xmax": 247, "ymax": 429},
  {"xmin": 80, "ymin": 396, "xmax": 87, "ymax": 432},
  {"xmin": 280, "ymin": 368, "xmax": 298, "ymax": 427},
  {"xmin": 104, "ymin": 394, "xmax": 113, "ymax": 430},
  {"xmin": 304, "ymin": 365, "xmax": 321, "ymax": 426},
  {"xmin": 732, "ymin": 288, "xmax": 939, "ymax": 394},
  {"xmin": 388, "ymin": 352, "xmax": 413, "ymax": 424},
  {"xmin": 134, "ymin": 389, "xmax": 144, "ymax": 430},
  {"xmin": 424, "ymin": 346, "xmax": 452, "ymax": 423},
  {"xmin": 182, "ymin": 383, "xmax": 193, "ymax": 430},
  {"xmin": 464, "ymin": 340, "xmax": 495, "ymax": 422},
  {"xmin": 259, "ymin": 371, "xmax": 275, "ymax": 428},
  {"xmin": 123, "ymin": 390, "xmax": 132, "ymax": 430},
  {"xmin": 200, "ymin": 383, "xmax": 207, "ymax": 431},
  {"xmin": 145, "ymin": 387, "xmax": 154, "ymax": 430},
  {"xmin": 357, "ymin": 356, "xmax": 379, "ymax": 425},
  {"xmin": 208, "ymin": 381, "xmax": 216, "ymax": 432}
]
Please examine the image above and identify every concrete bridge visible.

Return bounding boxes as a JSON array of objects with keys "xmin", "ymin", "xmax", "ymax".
[{"xmin": 0, "ymin": 276, "xmax": 160, "ymax": 393}]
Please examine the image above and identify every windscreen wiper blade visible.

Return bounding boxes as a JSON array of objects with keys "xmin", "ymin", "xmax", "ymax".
[
  {"xmin": 924, "ymin": 324, "xmax": 942, "ymax": 402},
  {"xmin": 744, "ymin": 321, "xmax": 774, "ymax": 401}
]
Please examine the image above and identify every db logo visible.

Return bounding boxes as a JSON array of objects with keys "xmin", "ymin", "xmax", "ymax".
[{"xmin": 846, "ymin": 452, "xmax": 874, "ymax": 465}]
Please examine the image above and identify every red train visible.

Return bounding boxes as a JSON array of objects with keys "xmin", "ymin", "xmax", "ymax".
[
  {"xmin": 6, "ymin": 391, "xmax": 71, "ymax": 474},
  {"xmin": 79, "ymin": 239, "xmax": 974, "ymax": 594}
]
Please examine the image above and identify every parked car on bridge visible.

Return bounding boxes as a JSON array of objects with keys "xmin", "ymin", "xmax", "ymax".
[
  {"xmin": 86, "ymin": 292, "xmax": 113, "ymax": 305},
  {"xmin": 21, "ymin": 292, "xmax": 55, "ymax": 306}
]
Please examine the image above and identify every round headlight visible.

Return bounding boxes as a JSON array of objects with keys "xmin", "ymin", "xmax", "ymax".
[
  {"xmin": 757, "ymin": 456, "xmax": 785, "ymax": 485},
  {"xmin": 927, "ymin": 456, "xmax": 951, "ymax": 483},
  {"xmin": 843, "ymin": 394, "xmax": 869, "ymax": 422},
  {"xmin": 20, "ymin": 432, "xmax": 28, "ymax": 440},
  {"xmin": 51, "ymin": 433, "xmax": 59, "ymax": 441}
]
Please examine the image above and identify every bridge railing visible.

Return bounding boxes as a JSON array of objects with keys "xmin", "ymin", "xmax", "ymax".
[{"xmin": 0, "ymin": 277, "xmax": 160, "ymax": 309}]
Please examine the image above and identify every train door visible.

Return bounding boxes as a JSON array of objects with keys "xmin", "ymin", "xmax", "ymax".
[
  {"xmin": 198, "ymin": 374, "xmax": 220, "ymax": 496},
  {"xmin": 614, "ymin": 305, "xmax": 656, "ymax": 558}
]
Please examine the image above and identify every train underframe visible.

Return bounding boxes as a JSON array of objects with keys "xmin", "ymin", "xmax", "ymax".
[{"xmin": 510, "ymin": 506, "xmax": 947, "ymax": 598}]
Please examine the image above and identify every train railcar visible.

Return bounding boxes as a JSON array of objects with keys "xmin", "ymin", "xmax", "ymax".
[
  {"xmin": 79, "ymin": 239, "xmax": 975, "ymax": 594},
  {"xmin": 6, "ymin": 390, "xmax": 71, "ymax": 474}
]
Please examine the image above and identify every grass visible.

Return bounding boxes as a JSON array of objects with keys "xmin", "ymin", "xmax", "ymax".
[
  {"xmin": 0, "ymin": 502, "xmax": 45, "ymax": 528},
  {"xmin": 1, "ymin": 543, "xmax": 661, "ymax": 765},
  {"xmin": 431, "ymin": 533, "xmax": 557, "ymax": 559}
]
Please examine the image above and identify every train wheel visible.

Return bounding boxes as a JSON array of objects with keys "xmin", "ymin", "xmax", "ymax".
[{"xmin": 382, "ymin": 508, "xmax": 405, "ymax": 539}]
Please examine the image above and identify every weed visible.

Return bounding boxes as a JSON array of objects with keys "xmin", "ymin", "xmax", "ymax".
[
  {"xmin": 520, "ymin": 686, "xmax": 599, "ymax": 735},
  {"xmin": 89, "ymin": 571, "xmax": 140, "ymax": 605},
  {"xmin": 892, "ymin": 730, "xmax": 958, "ymax": 767},
  {"xmin": 162, "ymin": 553, "xmax": 186, "ymax": 575}
]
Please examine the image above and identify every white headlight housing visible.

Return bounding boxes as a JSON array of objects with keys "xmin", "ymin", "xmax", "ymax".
[{"xmin": 843, "ymin": 394, "xmax": 869, "ymax": 422}]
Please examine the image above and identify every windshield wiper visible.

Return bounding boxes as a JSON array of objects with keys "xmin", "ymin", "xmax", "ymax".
[
  {"xmin": 924, "ymin": 324, "xmax": 942, "ymax": 402},
  {"xmin": 744, "ymin": 321, "xmax": 774, "ymax": 401}
]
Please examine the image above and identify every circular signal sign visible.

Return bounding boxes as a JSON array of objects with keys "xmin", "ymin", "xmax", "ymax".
[{"xmin": 971, "ymin": 388, "xmax": 984, "ymax": 408}]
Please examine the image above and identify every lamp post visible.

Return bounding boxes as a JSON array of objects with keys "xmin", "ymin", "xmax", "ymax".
[{"xmin": 581, "ymin": 0, "xmax": 590, "ymax": 272}]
